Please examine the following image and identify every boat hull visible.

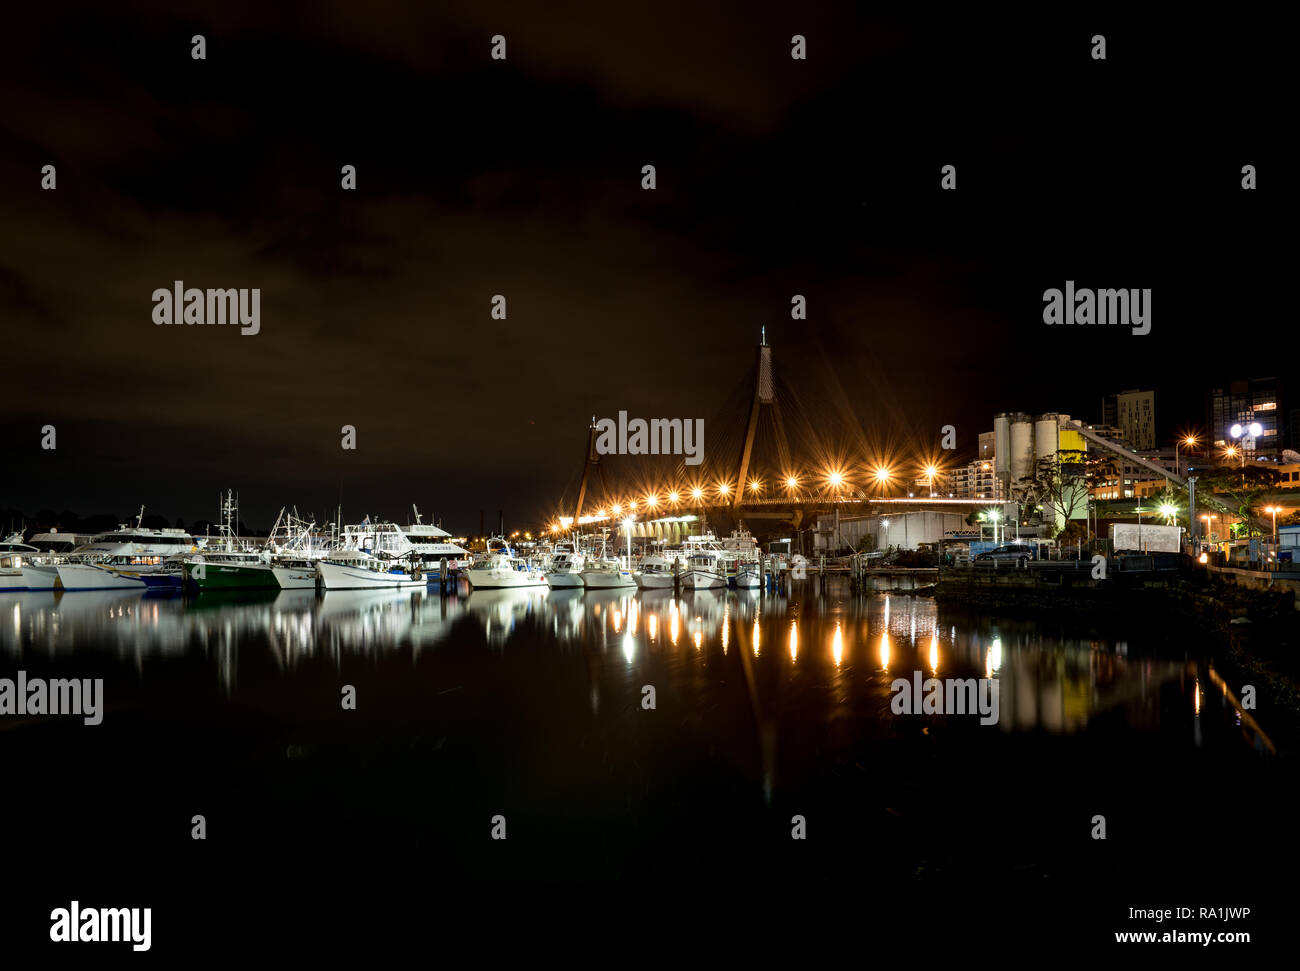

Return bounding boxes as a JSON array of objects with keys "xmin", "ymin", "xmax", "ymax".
[
  {"xmin": 634, "ymin": 572, "xmax": 676, "ymax": 589},
  {"xmin": 56, "ymin": 563, "xmax": 148, "ymax": 591},
  {"xmin": 464, "ymin": 568, "xmax": 547, "ymax": 590},
  {"xmin": 318, "ymin": 561, "xmax": 426, "ymax": 591},
  {"xmin": 185, "ymin": 562, "xmax": 279, "ymax": 592},
  {"xmin": 681, "ymin": 570, "xmax": 726, "ymax": 590},
  {"xmin": 544, "ymin": 572, "xmax": 584, "ymax": 589},
  {"xmin": 271, "ymin": 565, "xmax": 320, "ymax": 590},
  {"xmin": 734, "ymin": 570, "xmax": 762, "ymax": 590},
  {"xmin": 581, "ymin": 570, "xmax": 635, "ymax": 590},
  {"xmin": 18, "ymin": 565, "xmax": 59, "ymax": 590}
]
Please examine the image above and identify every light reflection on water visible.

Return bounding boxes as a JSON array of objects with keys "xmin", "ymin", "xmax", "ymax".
[{"xmin": 0, "ymin": 584, "xmax": 1268, "ymax": 751}]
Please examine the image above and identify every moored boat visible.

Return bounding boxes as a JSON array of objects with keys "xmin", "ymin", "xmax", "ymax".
[
  {"xmin": 464, "ymin": 552, "xmax": 547, "ymax": 590},
  {"xmin": 318, "ymin": 550, "xmax": 427, "ymax": 590}
]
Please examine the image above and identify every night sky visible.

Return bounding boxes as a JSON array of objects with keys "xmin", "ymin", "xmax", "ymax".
[{"xmin": 1, "ymin": 6, "xmax": 1286, "ymax": 532}]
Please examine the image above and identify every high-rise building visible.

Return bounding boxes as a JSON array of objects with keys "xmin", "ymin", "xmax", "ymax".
[
  {"xmin": 1210, "ymin": 377, "xmax": 1285, "ymax": 459},
  {"xmin": 1101, "ymin": 389, "xmax": 1155, "ymax": 450}
]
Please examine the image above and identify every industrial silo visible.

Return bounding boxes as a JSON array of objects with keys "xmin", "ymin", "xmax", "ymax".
[
  {"xmin": 994, "ymin": 413, "xmax": 1011, "ymax": 483},
  {"xmin": 1035, "ymin": 413, "xmax": 1061, "ymax": 463},
  {"xmin": 1009, "ymin": 413, "xmax": 1034, "ymax": 484}
]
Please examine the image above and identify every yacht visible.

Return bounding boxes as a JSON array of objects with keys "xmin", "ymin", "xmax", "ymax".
[
  {"xmin": 24, "ymin": 512, "xmax": 199, "ymax": 591},
  {"xmin": 15, "ymin": 530, "xmax": 93, "ymax": 590},
  {"xmin": 463, "ymin": 551, "xmax": 547, "ymax": 589},
  {"xmin": 0, "ymin": 534, "xmax": 41, "ymax": 592}
]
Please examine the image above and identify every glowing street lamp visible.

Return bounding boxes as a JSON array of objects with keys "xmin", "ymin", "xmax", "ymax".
[
  {"xmin": 691, "ymin": 486, "xmax": 704, "ymax": 502},
  {"xmin": 785, "ymin": 475, "xmax": 799, "ymax": 492},
  {"xmin": 748, "ymin": 479, "xmax": 762, "ymax": 494},
  {"xmin": 1228, "ymin": 421, "xmax": 1264, "ymax": 464},
  {"xmin": 1201, "ymin": 513, "xmax": 1217, "ymax": 541},
  {"xmin": 1175, "ymin": 435, "xmax": 1198, "ymax": 477},
  {"xmin": 717, "ymin": 481, "xmax": 731, "ymax": 498},
  {"xmin": 923, "ymin": 464, "xmax": 939, "ymax": 497},
  {"xmin": 1264, "ymin": 505, "xmax": 1283, "ymax": 542}
]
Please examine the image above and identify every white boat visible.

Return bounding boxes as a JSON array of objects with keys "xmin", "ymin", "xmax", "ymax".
[
  {"xmin": 30, "ymin": 512, "xmax": 199, "ymax": 591},
  {"xmin": 581, "ymin": 557, "xmax": 636, "ymax": 590},
  {"xmin": 680, "ymin": 552, "xmax": 727, "ymax": 590},
  {"xmin": 544, "ymin": 546, "xmax": 586, "ymax": 589},
  {"xmin": 396, "ymin": 506, "xmax": 470, "ymax": 577},
  {"xmin": 0, "ymin": 535, "xmax": 40, "ymax": 592},
  {"xmin": 318, "ymin": 550, "xmax": 427, "ymax": 590},
  {"xmin": 271, "ymin": 557, "xmax": 321, "ymax": 590},
  {"xmin": 734, "ymin": 565, "xmax": 763, "ymax": 589},
  {"xmin": 633, "ymin": 552, "xmax": 679, "ymax": 589},
  {"xmin": 464, "ymin": 552, "xmax": 548, "ymax": 590}
]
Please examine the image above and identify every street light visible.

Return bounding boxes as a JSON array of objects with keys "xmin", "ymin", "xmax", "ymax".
[
  {"xmin": 1175, "ymin": 435, "xmax": 1197, "ymax": 477},
  {"xmin": 1229, "ymin": 421, "xmax": 1264, "ymax": 463},
  {"xmin": 1264, "ymin": 505, "xmax": 1282, "ymax": 542},
  {"xmin": 923, "ymin": 464, "xmax": 939, "ymax": 497},
  {"xmin": 1201, "ymin": 513, "xmax": 1217, "ymax": 541}
]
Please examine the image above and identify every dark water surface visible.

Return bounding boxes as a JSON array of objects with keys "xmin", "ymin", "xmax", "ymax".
[{"xmin": 2, "ymin": 579, "xmax": 1292, "ymax": 952}]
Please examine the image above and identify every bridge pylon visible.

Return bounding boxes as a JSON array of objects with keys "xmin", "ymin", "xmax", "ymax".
[{"xmin": 734, "ymin": 327, "xmax": 790, "ymax": 511}]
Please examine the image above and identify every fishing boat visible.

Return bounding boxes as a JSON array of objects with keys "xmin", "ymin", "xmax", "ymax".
[
  {"xmin": 317, "ymin": 550, "xmax": 427, "ymax": 590},
  {"xmin": 266, "ymin": 510, "xmax": 331, "ymax": 590},
  {"xmin": 271, "ymin": 556, "xmax": 322, "ymax": 590},
  {"xmin": 543, "ymin": 544, "xmax": 586, "ymax": 589},
  {"xmin": 633, "ymin": 552, "xmax": 679, "ymax": 589},
  {"xmin": 185, "ymin": 550, "xmax": 278, "ymax": 591},
  {"xmin": 183, "ymin": 493, "xmax": 278, "ymax": 592},
  {"xmin": 580, "ymin": 556, "xmax": 636, "ymax": 590},
  {"xmin": 680, "ymin": 551, "xmax": 727, "ymax": 590},
  {"xmin": 579, "ymin": 528, "xmax": 636, "ymax": 590},
  {"xmin": 463, "ymin": 551, "xmax": 547, "ymax": 590}
]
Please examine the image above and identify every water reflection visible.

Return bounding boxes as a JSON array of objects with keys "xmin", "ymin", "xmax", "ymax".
[{"xmin": 0, "ymin": 585, "xmax": 1271, "ymax": 751}]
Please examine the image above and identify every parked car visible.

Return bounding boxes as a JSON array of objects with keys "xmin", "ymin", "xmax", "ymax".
[{"xmin": 973, "ymin": 543, "xmax": 1036, "ymax": 566}]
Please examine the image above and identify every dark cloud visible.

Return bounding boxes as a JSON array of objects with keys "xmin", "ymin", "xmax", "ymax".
[{"xmin": 0, "ymin": 5, "xmax": 1288, "ymax": 529}]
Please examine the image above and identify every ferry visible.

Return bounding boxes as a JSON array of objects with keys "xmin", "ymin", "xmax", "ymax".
[{"xmin": 398, "ymin": 506, "xmax": 470, "ymax": 578}]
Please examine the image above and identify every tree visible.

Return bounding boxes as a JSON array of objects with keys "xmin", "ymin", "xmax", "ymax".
[
  {"xmin": 1020, "ymin": 449, "xmax": 1090, "ymax": 538},
  {"xmin": 1197, "ymin": 465, "xmax": 1280, "ymax": 535}
]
